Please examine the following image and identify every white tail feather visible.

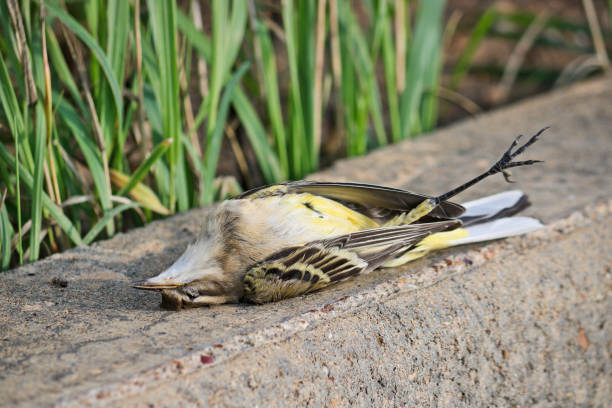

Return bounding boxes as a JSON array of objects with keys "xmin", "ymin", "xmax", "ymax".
[
  {"xmin": 450, "ymin": 216, "xmax": 543, "ymax": 246},
  {"xmin": 461, "ymin": 190, "xmax": 524, "ymax": 218}
]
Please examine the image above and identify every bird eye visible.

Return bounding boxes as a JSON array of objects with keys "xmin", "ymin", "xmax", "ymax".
[{"xmin": 182, "ymin": 286, "xmax": 200, "ymax": 299}]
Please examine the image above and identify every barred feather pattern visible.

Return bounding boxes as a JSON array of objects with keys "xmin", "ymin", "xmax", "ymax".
[{"xmin": 243, "ymin": 244, "xmax": 367, "ymax": 304}]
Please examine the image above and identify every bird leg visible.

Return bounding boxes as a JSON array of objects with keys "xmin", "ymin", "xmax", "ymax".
[{"xmin": 400, "ymin": 127, "xmax": 548, "ymax": 225}]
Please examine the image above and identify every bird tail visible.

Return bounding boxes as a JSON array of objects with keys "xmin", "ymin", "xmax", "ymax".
[
  {"xmin": 459, "ymin": 190, "xmax": 531, "ymax": 225},
  {"xmin": 451, "ymin": 189, "xmax": 542, "ymax": 243},
  {"xmin": 446, "ymin": 216, "xmax": 542, "ymax": 247},
  {"xmin": 382, "ymin": 190, "xmax": 542, "ymax": 267}
]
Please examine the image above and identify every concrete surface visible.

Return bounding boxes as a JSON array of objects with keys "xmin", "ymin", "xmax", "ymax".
[{"xmin": 1, "ymin": 76, "xmax": 611, "ymax": 407}]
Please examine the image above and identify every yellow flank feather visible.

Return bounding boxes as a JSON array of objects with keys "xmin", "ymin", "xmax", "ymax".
[
  {"xmin": 381, "ymin": 228, "xmax": 469, "ymax": 268},
  {"xmin": 381, "ymin": 250, "xmax": 427, "ymax": 267},
  {"xmin": 417, "ymin": 227, "xmax": 468, "ymax": 250}
]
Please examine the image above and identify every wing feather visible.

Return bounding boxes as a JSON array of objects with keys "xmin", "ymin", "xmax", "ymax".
[
  {"xmin": 242, "ymin": 245, "xmax": 366, "ymax": 304},
  {"xmin": 236, "ymin": 181, "xmax": 465, "ymax": 219},
  {"xmin": 315, "ymin": 219, "xmax": 461, "ymax": 250},
  {"xmin": 242, "ymin": 220, "xmax": 461, "ymax": 303}
]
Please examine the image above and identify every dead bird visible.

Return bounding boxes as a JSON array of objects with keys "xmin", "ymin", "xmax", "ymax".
[{"xmin": 133, "ymin": 128, "xmax": 547, "ymax": 309}]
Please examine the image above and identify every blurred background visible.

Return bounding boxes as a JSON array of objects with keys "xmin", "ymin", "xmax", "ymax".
[{"xmin": 0, "ymin": 0, "xmax": 610, "ymax": 270}]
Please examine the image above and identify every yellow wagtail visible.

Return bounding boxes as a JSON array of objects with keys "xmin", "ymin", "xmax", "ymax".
[{"xmin": 134, "ymin": 128, "xmax": 547, "ymax": 309}]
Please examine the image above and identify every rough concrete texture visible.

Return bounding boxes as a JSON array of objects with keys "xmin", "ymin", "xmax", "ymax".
[{"xmin": 1, "ymin": 77, "xmax": 611, "ymax": 407}]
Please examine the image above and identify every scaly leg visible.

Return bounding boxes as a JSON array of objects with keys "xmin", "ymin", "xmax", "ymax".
[{"xmin": 397, "ymin": 127, "xmax": 548, "ymax": 225}]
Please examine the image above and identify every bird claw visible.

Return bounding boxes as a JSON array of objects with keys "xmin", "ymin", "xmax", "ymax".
[
  {"xmin": 493, "ymin": 127, "xmax": 548, "ymax": 178},
  {"xmin": 509, "ymin": 127, "xmax": 549, "ymax": 160}
]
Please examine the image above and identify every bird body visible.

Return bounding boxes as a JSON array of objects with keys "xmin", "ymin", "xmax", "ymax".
[{"xmin": 134, "ymin": 129, "xmax": 548, "ymax": 309}]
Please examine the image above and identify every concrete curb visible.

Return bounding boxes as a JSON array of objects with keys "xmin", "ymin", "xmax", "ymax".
[{"xmin": 63, "ymin": 201, "xmax": 611, "ymax": 407}]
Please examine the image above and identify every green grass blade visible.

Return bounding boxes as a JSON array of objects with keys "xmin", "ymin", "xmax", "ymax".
[
  {"xmin": 101, "ymin": 0, "xmax": 130, "ymax": 158},
  {"xmin": 111, "ymin": 170, "xmax": 170, "ymax": 215},
  {"xmin": 56, "ymin": 99, "xmax": 113, "ymax": 229},
  {"xmin": 174, "ymin": 146, "xmax": 190, "ymax": 208},
  {"xmin": 181, "ymin": 134, "xmax": 204, "ymax": 187},
  {"xmin": 147, "ymin": 0, "xmax": 183, "ymax": 211},
  {"xmin": 0, "ymin": 201, "xmax": 13, "ymax": 270},
  {"xmin": 45, "ymin": 1, "xmax": 124, "ymax": 128},
  {"xmin": 201, "ymin": 62, "xmax": 250, "ymax": 205},
  {"xmin": 45, "ymin": 27, "xmax": 88, "ymax": 117},
  {"xmin": 297, "ymin": 0, "xmax": 316, "ymax": 169},
  {"xmin": 421, "ymin": 47, "xmax": 442, "ymax": 131},
  {"xmin": 336, "ymin": 0, "xmax": 366, "ymax": 156},
  {"xmin": 225, "ymin": 1, "xmax": 248, "ymax": 75},
  {"xmin": 232, "ymin": 86, "xmax": 284, "ymax": 183},
  {"xmin": 175, "ymin": 9, "xmax": 213, "ymax": 158},
  {"xmin": 353, "ymin": 26, "xmax": 387, "ymax": 147},
  {"xmin": 83, "ymin": 0, "xmax": 101, "ymax": 103},
  {"xmin": 82, "ymin": 202, "xmax": 139, "ymax": 245},
  {"xmin": 0, "ymin": 0, "xmax": 22, "ymax": 69},
  {"xmin": 282, "ymin": 0, "xmax": 309, "ymax": 177},
  {"xmin": 176, "ymin": 9, "xmax": 212, "ymax": 59},
  {"xmin": 207, "ymin": 0, "xmax": 229, "ymax": 138},
  {"xmin": 113, "ymin": 101, "xmax": 138, "ymax": 170},
  {"xmin": 206, "ymin": 0, "xmax": 247, "ymax": 149},
  {"xmin": 141, "ymin": 83, "xmax": 163, "ymax": 134},
  {"xmin": 450, "ymin": 7, "xmax": 498, "ymax": 90},
  {"xmin": 399, "ymin": 0, "xmax": 446, "ymax": 138},
  {"xmin": 0, "ymin": 48, "xmax": 25, "ymax": 264},
  {"xmin": 345, "ymin": 0, "xmax": 387, "ymax": 148},
  {"xmin": 106, "ymin": 0, "xmax": 130, "ymax": 84},
  {"xmin": 0, "ymin": 51, "xmax": 24, "ymax": 136},
  {"xmin": 28, "ymin": 104, "xmax": 46, "ymax": 261},
  {"xmin": 0, "ymin": 144, "xmax": 83, "ymax": 246},
  {"xmin": 256, "ymin": 19, "xmax": 289, "ymax": 177},
  {"xmin": 153, "ymin": 158, "xmax": 171, "ymax": 205},
  {"xmin": 381, "ymin": 6, "xmax": 401, "ymax": 143},
  {"xmin": 117, "ymin": 139, "xmax": 172, "ymax": 196}
]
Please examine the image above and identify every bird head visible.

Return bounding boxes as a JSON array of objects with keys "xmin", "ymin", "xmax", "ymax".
[{"xmin": 132, "ymin": 229, "xmax": 241, "ymax": 309}]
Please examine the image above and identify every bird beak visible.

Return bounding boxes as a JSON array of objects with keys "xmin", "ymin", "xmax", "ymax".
[{"xmin": 132, "ymin": 279, "xmax": 185, "ymax": 291}]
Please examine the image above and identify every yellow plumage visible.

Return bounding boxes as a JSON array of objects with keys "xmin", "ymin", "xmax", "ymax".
[
  {"xmin": 382, "ymin": 228, "xmax": 469, "ymax": 267},
  {"xmin": 260, "ymin": 192, "xmax": 380, "ymax": 235}
]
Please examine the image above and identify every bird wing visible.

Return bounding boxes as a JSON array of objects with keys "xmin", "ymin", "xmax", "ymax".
[
  {"xmin": 236, "ymin": 181, "xmax": 465, "ymax": 220},
  {"xmin": 313, "ymin": 219, "xmax": 460, "ymax": 251},
  {"xmin": 242, "ymin": 219, "xmax": 460, "ymax": 303}
]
